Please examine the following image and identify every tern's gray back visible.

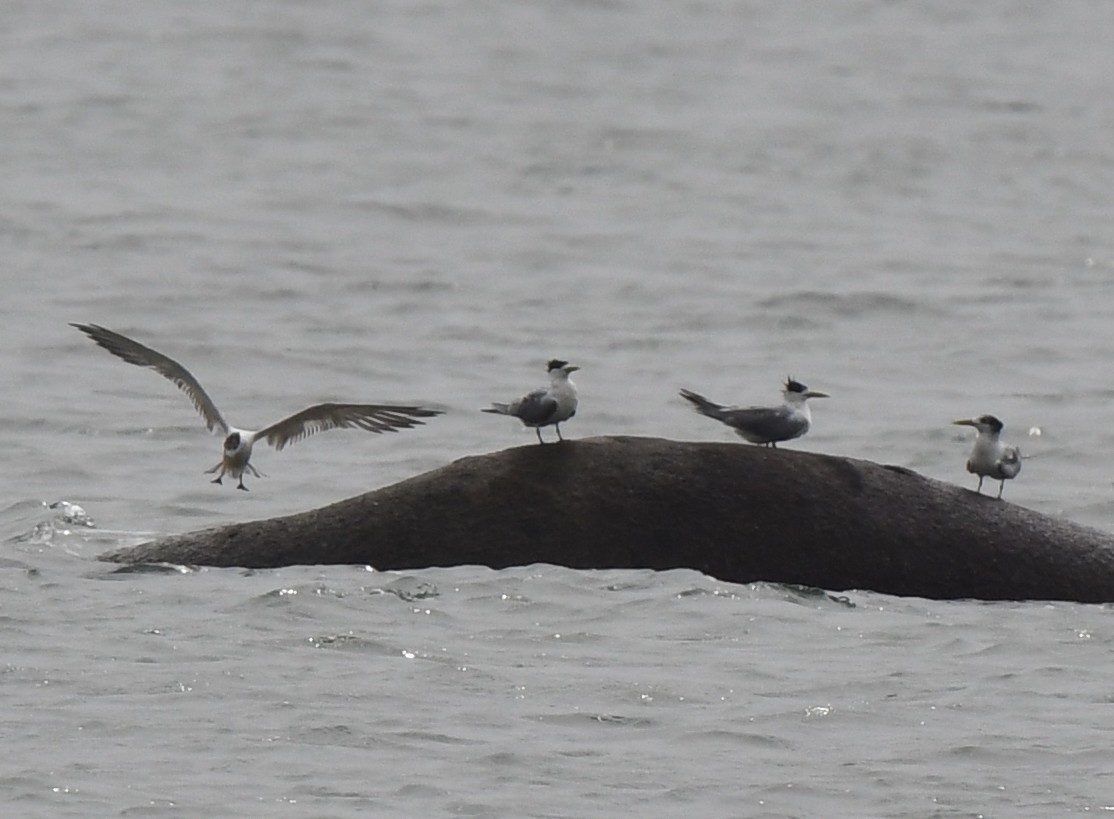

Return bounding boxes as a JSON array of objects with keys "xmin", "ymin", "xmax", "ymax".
[
  {"xmin": 989, "ymin": 447, "xmax": 1022, "ymax": 481},
  {"xmin": 510, "ymin": 389, "xmax": 559, "ymax": 425},
  {"xmin": 720, "ymin": 405, "xmax": 808, "ymax": 444}
]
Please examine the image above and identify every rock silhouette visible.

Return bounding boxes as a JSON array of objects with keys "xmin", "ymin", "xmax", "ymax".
[{"xmin": 100, "ymin": 436, "xmax": 1114, "ymax": 602}]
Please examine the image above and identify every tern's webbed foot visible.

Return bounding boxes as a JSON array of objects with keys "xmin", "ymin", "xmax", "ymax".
[
  {"xmin": 237, "ymin": 482, "xmax": 248, "ymax": 491},
  {"xmin": 211, "ymin": 477, "xmax": 223, "ymax": 485}
]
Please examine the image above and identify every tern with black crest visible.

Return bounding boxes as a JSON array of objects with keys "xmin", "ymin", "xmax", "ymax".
[
  {"xmin": 483, "ymin": 359, "xmax": 579, "ymax": 444},
  {"xmin": 72, "ymin": 323, "xmax": 442, "ymax": 490},
  {"xmin": 679, "ymin": 377, "xmax": 829, "ymax": 447},
  {"xmin": 953, "ymin": 414, "xmax": 1022, "ymax": 499}
]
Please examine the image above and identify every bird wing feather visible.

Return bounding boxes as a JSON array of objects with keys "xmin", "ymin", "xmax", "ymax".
[
  {"xmin": 72, "ymin": 323, "xmax": 229, "ymax": 435},
  {"xmin": 256, "ymin": 403, "xmax": 442, "ymax": 451},
  {"xmin": 679, "ymin": 389, "xmax": 729, "ymax": 420},
  {"xmin": 719, "ymin": 406, "xmax": 806, "ymax": 442},
  {"xmin": 509, "ymin": 390, "xmax": 559, "ymax": 425},
  {"xmin": 999, "ymin": 446, "xmax": 1022, "ymax": 479}
]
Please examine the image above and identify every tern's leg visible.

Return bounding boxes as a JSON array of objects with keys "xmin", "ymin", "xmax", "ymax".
[
  {"xmin": 997, "ymin": 480, "xmax": 1004, "ymax": 499},
  {"xmin": 975, "ymin": 476, "xmax": 984, "ymax": 494},
  {"xmin": 555, "ymin": 423, "xmax": 564, "ymax": 442},
  {"xmin": 535, "ymin": 428, "xmax": 544, "ymax": 445},
  {"xmin": 206, "ymin": 461, "xmax": 225, "ymax": 484}
]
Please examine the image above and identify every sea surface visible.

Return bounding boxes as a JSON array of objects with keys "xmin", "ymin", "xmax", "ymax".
[{"xmin": 3, "ymin": 1, "xmax": 1114, "ymax": 815}]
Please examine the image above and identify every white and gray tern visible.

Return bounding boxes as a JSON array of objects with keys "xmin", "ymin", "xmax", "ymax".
[
  {"xmin": 482, "ymin": 359, "xmax": 579, "ymax": 444},
  {"xmin": 72, "ymin": 323, "xmax": 441, "ymax": 490},
  {"xmin": 679, "ymin": 377, "xmax": 829, "ymax": 447},
  {"xmin": 953, "ymin": 414, "xmax": 1022, "ymax": 499}
]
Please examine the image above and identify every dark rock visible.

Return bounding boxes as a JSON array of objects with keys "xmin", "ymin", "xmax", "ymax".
[{"xmin": 99, "ymin": 436, "xmax": 1114, "ymax": 602}]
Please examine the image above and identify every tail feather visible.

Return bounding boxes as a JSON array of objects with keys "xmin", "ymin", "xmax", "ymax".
[
  {"xmin": 679, "ymin": 389, "xmax": 728, "ymax": 421},
  {"xmin": 482, "ymin": 403, "xmax": 512, "ymax": 415}
]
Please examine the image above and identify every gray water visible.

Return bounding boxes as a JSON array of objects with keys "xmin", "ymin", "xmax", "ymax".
[{"xmin": 3, "ymin": 1, "xmax": 1114, "ymax": 815}]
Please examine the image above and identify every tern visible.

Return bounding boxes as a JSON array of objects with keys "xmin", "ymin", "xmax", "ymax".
[
  {"xmin": 72, "ymin": 323, "xmax": 443, "ymax": 490},
  {"xmin": 953, "ymin": 414, "xmax": 1022, "ymax": 499},
  {"xmin": 679, "ymin": 377, "xmax": 829, "ymax": 447},
  {"xmin": 482, "ymin": 359, "xmax": 579, "ymax": 444}
]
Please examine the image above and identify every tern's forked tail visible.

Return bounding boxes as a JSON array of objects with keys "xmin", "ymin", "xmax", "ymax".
[{"xmin": 679, "ymin": 389, "xmax": 728, "ymax": 421}]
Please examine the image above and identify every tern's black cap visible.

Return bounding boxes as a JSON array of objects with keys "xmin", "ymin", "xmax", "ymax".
[{"xmin": 976, "ymin": 414, "xmax": 1004, "ymax": 432}]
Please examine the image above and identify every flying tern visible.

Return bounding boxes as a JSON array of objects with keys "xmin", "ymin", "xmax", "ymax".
[
  {"xmin": 72, "ymin": 323, "xmax": 442, "ymax": 490},
  {"xmin": 482, "ymin": 359, "xmax": 579, "ymax": 444},
  {"xmin": 679, "ymin": 377, "xmax": 829, "ymax": 447},
  {"xmin": 953, "ymin": 414, "xmax": 1021, "ymax": 499}
]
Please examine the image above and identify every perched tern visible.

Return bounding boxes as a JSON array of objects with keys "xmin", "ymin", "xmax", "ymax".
[
  {"xmin": 679, "ymin": 377, "xmax": 829, "ymax": 447},
  {"xmin": 72, "ymin": 323, "xmax": 442, "ymax": 490},
  {"xmin": 953, "ymin": 414, "xmax": 1022, "ymax": 499},
  {"xmin": 482, "ymin": 359, "xmax": 579, "ymax": 444}
]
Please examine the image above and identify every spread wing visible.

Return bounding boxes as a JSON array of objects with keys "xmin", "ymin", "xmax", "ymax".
[
  {"xmin": 72, "ymin": 323, "xmax": 229, "ymax": 435},
  {"xmin": 256, "ymin": 403, "xmax": 443, "ymax": 451}
]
